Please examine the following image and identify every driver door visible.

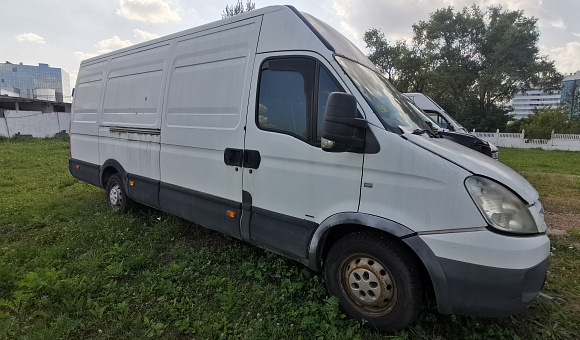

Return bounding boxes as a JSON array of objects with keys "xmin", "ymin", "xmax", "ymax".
[{"xmin": 240, "ymin": 54, "xmax": 364, "ymax": 259}]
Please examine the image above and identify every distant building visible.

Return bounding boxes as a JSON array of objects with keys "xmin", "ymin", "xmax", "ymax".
[
  {"xmin": 508, "ymin": 71, "xmax": 580, "ymax": 119},
  {"xmin": 509, "ymin": 89, "xmax": 562, "ymax": 119},
  {"xmin": 0, "ymin": 62, "xmax": 71, "ymax": 103},
  {"xmin": 561, "ymin": 71, "xmax": 580, "ymax": 114}
]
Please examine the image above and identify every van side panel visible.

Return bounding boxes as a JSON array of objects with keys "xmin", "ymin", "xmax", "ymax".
[
  {"xmin": 97, "ymin": 44, "xmax": 170, "ymax": 187},
  {"xmin": 101, "ymin": 44, "xmax": 170, "ymax": 128},
  {"xmin": 159, "ymin": 18, "xmax": 262, "ymax": 238},
  {"xmin": 71, "ymin": 60, "xmax": 107, "ymax": 165}
]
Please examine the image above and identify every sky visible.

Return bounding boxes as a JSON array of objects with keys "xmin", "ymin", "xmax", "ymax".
[{"xmin": 2, "ymin": 0, "xmax": 579, "ymax": 88}]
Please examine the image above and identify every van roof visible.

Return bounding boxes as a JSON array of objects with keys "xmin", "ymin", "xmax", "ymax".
[{"xmin": 80, "ymin": 5, "xmax": 374, "ymax": 70}]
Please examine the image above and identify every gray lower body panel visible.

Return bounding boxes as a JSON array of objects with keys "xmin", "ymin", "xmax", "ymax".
[
  {"xmin": 404, "ymin": 235, "xmax": 549, "ymax": 317},
  {"xmin": 436, "ymin": 255, "xmax": 549, "ymax": 317}
]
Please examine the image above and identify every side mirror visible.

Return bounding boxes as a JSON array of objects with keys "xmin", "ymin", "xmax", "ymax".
[{"xmin": 321, "ymin": 92, "xmax": 367, "ymax": 153}]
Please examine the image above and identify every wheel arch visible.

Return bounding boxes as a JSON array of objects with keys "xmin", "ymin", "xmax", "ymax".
[
  {"xmin": 99, "ymin": 159, "xmax": 128, "ymax": 190},
  {"xmin": 308, "ymin": 212, "xmax": 451, "ymax": 314},
  {"xmin": 308, "ymin": 213, "xmax": 415, "ymax": 272}
]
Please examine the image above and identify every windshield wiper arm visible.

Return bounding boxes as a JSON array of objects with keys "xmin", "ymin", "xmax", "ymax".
[{"xmin": 412, "ymin": 129, "xmax": 440, "ymax": 138}]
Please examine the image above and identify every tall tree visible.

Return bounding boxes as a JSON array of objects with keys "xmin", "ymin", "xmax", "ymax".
[
  {"xmin": 363, "ymin": 29, "xmax": 398, "ymax": 81},
  {"xmin": 364, "ymin": 29, "xmax": 431, "ymax": 92},
  {"xmin": 413, "ymin": 6, "xmax": 562, "ymax": 131},
  {"xmin": 364, "ymin": 6, "xmax": 562, "ymax": 131},
  {"xmin": 222, "ymin": 0, "xmax": 256, "ymax": 19}
]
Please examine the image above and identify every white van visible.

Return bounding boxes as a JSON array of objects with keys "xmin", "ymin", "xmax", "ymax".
[
  {"xmin": 69, "ymin": 6, "xmax": 549, "ymax": 331},
  {"xmin": 404, "ymin": 92, "xmax": 500, "ymax": 159}
]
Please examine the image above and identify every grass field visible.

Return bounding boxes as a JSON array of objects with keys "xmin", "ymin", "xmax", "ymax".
[{"xmin": 0, "ymin": 138, "xmax": 579, "ymax": 339}]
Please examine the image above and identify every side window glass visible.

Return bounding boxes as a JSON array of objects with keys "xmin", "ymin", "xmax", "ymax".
[
  {"xmin": 317, "ymin": 67, "xmax": 343, "ymax": 139},
  {"xmin": 437, "ymin": 114, "xmax": 451, "ymax": 129},
  {"xmin": 257, "ymin": 59, "xmax": 315, "ymax": 141}
]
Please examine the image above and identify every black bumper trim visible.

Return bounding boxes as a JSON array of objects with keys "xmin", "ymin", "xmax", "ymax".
[
  {"xmin": 404, "ymin": 234, "xmax": 549, "ymax": 317},
  {"xmin": 437, "ymin": 256, "xmax": 549, "ymax": 317},
  {"xmin": 69, "ymin": 158, "xmax": 101, "ymax": 188}
]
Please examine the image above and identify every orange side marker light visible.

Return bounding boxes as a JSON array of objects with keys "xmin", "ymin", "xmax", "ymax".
[
  {"xmin": 226, "ymin": 210, "xmax": 236, "ymax": 218},
  {"xmin": 129, "ymin": 181, "xmax": 134, "ymax": 186}
]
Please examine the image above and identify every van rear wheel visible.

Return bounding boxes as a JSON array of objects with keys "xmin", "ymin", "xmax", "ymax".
[
  {"xmin": 105, "ymin": 174, "xmax": 134, "ymax": 213},
  {"xmin": 324, "ymin": 232, "xmax": 422, "ymax": 331}
]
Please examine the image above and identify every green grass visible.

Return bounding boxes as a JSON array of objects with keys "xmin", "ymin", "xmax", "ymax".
[
  {"xmin": 500, "ymin": 148, "xmax": 580, "ymax": 214},
  {"xmin": 499, "ymin": 149, "xmax": 580, "ymax": 176},
  {"xmin": 0, "ymin": 139, "xmax": 579, "ymax": 339}
]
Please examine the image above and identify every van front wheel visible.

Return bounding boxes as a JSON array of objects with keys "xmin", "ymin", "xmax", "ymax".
[
  {"xmin": 105, "ymin": 174, "xmax": 134, "ymax": 213},
  {"xmin": 324, "ymin": 232, "xmax": 422, "ymax": 331}
]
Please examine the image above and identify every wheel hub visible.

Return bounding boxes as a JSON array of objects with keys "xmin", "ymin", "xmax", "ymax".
[
  {"xmin": 109, "ymin": 184, "xmax": 121, "ymax": 206},
  {"xmin": 345, "ymin": 257, "xmax": 394, "ymax": 308}
]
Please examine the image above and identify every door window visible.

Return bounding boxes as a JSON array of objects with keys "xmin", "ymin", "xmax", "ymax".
[
  {"xmin": 257, "ymin": 58, "xmax": 315, "ymax": 141},
  {"xmin": 256, "ymin": 58, "xmax": 343, "ymax": 144},
  {"xmin": 316, "ymin": 67, "xmax": 343, "ymax": 140}
]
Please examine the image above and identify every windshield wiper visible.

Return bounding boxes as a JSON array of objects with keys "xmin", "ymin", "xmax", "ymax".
[{"xmin": 412, "ymin": 129, "xmax": 440, "ymax": 138}]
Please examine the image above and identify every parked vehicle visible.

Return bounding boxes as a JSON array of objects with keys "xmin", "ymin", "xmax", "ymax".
[
  {"xmin": 404, "ymin": 92, "xmax": 499, "ymax": 159},
  {"xmin": 405, "ymin": 99, "xmax": 495, "ymax": 158},
  {"xmin": 69, "ymin": 6, "xmax": 548, "ymax": 331}
]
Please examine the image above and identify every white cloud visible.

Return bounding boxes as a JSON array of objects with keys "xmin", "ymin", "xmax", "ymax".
[
  {"xmin": 546, "ymin": 42, "xmax": 580, "ymax": 74},
  {"xmin": 73, "ymin": 51, "xmax": 99, "ymax": 60},
  {"xmin": 331, "ymin": 0, "xmax": 436, "ymax": 50},
  {"xmin": 69, "ymin": 72, "xmax": 78, "ymax": 88},
  {"xmin": 95, "ymin": 36, "xmax": 133, "ymax": 54},
  {"xmin": 331, "ymin": 0, "xmax": 567, "ymax": 53},
  {"xmin": 442, "ymin": 0, "xmax": 566, "ymax": 29},
  {"xmin": 16, "ymin": 33, "xmax": 45, "ymax": 44},
  {"xmin": 133, "ymin": 29, "xmax": 159, "ymax": 41},
  {"xmin": 117, "ymin": 0, "xmax": 181, "ymax": 23},
  {"xmin": 573, "ymin": 32, "xmax": 580, "ymax": 38},
  {"xmin": 73, "ymin": 36, "xmax": 133, "ymax": 60}
]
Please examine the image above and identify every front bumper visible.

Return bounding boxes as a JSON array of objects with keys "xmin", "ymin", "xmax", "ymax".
[
  {"xmin": 435, "ymin": 254, "xmax": 548, "ymax": 317},
  {"xmin": 404, "ymin": 231, "xmax": 550, "ymax": 317}
]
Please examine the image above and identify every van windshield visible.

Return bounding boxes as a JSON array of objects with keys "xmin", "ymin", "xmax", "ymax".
[
  {"xmin": 407, "ymin": 101, "xmax": 443, "ymax": 131},
  {"xmin": 336, "ymin": 56, "xmax": 429, "ymax": 133}
]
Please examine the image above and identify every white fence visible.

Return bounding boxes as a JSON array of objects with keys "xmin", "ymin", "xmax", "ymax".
[
  {"xmin": 0, "ymin": 111, "xmax": 70, "ymax": 138},
  {"xmin": 474, "ymin": 130, "xmax": 580, "ymax": 151}
]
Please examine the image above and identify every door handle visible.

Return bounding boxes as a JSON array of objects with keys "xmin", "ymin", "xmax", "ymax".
[
  {"xmin": 224, "ymin": 148, "xmax": 260, "ymax": 169},
  {"xmin": 243, "ymin": 150, "xmax": 261, "ymax": 169},
  {"xmin": 224, "ymin": 148, "xmax": 243, "ymax": 167}
]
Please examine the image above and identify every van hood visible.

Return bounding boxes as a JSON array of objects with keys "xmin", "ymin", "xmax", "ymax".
[{"xmin": 402, "ymin": 129, "xmax": 539, "ymax": 204}]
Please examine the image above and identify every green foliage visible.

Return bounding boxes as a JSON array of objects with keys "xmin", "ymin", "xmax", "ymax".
[
  {"xmin": 364, "ymin": 6, "xmax": 562, "ymax": 131},
  {"xmin": 222, "ymin": 0, "xmax": 255, "ymax": 19},
  {"xmin": 1, "ymin": 139, "xmax": 580, "ymax": 339},
  {"xmin": 509, "ymin": 106, "xmax": 580, "ymax": 139}
]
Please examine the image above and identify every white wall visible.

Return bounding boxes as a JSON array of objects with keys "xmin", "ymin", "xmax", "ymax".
[
  {"xmin": 0, "ymin": 110, "xmax": 70, "ymax": 138},
  {"xmin": 0, "ymin": 117, "xmax": 9, "ymax": 137}
]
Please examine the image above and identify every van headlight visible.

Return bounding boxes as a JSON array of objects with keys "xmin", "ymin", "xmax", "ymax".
[{"xmin": 465, "ymin": 176, "xmax": 539, "ymax": 234}]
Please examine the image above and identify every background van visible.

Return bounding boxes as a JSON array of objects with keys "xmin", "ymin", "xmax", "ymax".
[{"xmin": 405, "ymin": 92, "xmax": 499, "ymax": 159}]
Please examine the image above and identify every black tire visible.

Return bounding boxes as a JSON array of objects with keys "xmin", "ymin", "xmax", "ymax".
[
  {"xmin": 105, "ymin": 174, "xmax": 134, "ymax": 213},
  {"xmin": 324, "ymin": 232, "xmax": 423, "ymax": 331}
]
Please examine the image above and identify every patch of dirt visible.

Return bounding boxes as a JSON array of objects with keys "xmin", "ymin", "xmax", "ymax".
[{"xmin": 545, "ymin": 211, "xmax": 580, "ymax": 236}]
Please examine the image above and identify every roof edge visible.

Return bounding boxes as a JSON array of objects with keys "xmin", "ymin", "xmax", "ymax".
[{"xmin": 286, "ymin": 5, "xmax": 335, "ymax": 53}]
